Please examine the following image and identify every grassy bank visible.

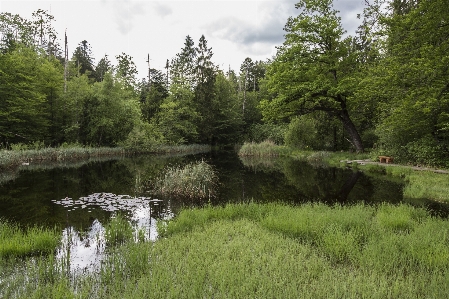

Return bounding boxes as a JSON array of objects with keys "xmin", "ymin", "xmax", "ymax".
[
  {"xmin": 2, "ymin": 203, "xmax": 449, "ymax": 298},
  {"xmin": 287, "ymin": 149, "xmax": 449, "ymax": 204},
  {"xmin": 0, "ymin": 144, "xmax": 211, "ymax": 171}
]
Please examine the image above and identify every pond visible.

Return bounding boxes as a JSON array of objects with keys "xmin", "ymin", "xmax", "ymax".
[{"xmin": 1, "ymin": 150, "xmax": 448, "ymax": 272}]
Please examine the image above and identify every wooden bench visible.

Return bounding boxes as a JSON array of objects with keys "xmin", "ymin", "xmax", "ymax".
[{"xmin": 379, "ymin": 156, "xmax": 394, "ymax": 164}]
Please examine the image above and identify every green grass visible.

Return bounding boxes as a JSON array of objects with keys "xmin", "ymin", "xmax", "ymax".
[
  {"xmin": 151, "ymin": 160, "xmax": 218, "ymax": 199},
  {"xmin": 0, "ymin": 220, "xmax": 60, "ymax": 259},
  {"xmin": 2, "ymin": 203, "xmax": 449, "ymax": 298}
]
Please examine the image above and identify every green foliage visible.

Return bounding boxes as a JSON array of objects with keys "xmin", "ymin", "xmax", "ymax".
[
  {"xmin": 208, "ymin": 72, "xmax": 244, "ymax": 145},
  {"xmin": 0, "ymin": 45, "xmax": 61, "ymax": 144},
  {"xmin": 285, "ymin": 116, "xmax": 318, "ymax": 149},
  {"xmin": 261, "ymin": 0, "xmax": 365, "ymax": 152},
  {"xmin": 363, "ymin": 0, "xmax": 449, "ymax": 166},
  {"xmin": 71, "ymin": 40, "xmax": 96, "ymax": 79},
  {"xmin": 60, "ymin": 74, "xmax": 91, "ymax": 143},
  {"xmin": 247, "ymin": 123, "xmax": 287, "ymax": 145},
  {"xmin": 153, "ymin": 83, "xmax": 199, "ymax": 144},
  {"xmin": 405, "ymin": 135, "xmax": 449, "ymax": 168},
  {"xmin": 152, "ymin": 160, "xmax": 217, "ymax": 199},
  {"xmin": 81, "ymin": 73, "xmax": 142, "ymax": 146},
  {"xmin": 115, "ymin": 52, "xmax": 138, "ymax": 89},
  {"xmin": 121, "ymin": 122, "xmax": 165, "ymax": 151}
]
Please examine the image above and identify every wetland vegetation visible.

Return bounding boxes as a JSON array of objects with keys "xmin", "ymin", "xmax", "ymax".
[{"xmin": 2, "ymin": 203, "xmax": 449, "ymax": 298}]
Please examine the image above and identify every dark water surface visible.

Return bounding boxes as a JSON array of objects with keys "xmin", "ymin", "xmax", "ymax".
[{"xmin": 1, "ymin": 150, "xmax": 448, "ymax": 271}]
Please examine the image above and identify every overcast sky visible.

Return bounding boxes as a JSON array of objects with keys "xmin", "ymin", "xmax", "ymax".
[{"xmin": 1, "ymin": 0, "xmax": 367, "ymax": 79}]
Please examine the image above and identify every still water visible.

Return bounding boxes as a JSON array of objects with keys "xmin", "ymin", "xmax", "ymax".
[{"xmin": 1, "ymin": 150, "xmax": 447, "ymax": 271}]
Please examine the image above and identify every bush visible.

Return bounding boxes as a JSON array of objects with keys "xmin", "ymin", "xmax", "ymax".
[
  {"xmin": 405, "ymin": 135, "xmax": 449, "ymax": 167},
  {"xmin": 284, "ymin": 116, "xmax": 319, "ymax": 149},
  {"xmin": 247, "ymin": 123, "xmax": 287, "ymax": 145},
  {"xmin": 121, "ymin": 122, "xmax": 165, "ymax": 151}
]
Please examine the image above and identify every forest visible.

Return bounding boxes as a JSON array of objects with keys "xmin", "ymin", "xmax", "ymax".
[{"xmin": 1, "ymin": 0, "xmax": 448, "ymax": 167}]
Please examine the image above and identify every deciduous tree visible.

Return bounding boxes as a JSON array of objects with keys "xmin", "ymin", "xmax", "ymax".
[{"xmin": 260, "ymin": 0, "xmax": 365, "ymax": 152}]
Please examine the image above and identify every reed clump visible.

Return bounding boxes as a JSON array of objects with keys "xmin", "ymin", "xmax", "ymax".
[
  {"xmin": 152, "ymin": 160, "xmax": 218, "ymax": 199},
  {"xmin": 238, "ymin": 140, "xmax": 288, "ymax": 157}
]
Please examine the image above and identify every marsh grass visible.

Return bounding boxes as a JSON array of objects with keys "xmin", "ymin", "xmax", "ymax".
[
  {"xmin": 0, "ymin": 144, "xmax": 211, "ymax": 171},
  {"xmin": 152, "ymin": 160, "xmax": 218, "ymax": 199},
  {"xmin": 0, "ymin": 220, "xmax": 60, "ymax": 259},
  {"xmin": 238, "ymin": 140, "xmax": 289, "ymax": 157},
  {"xmin": 152, "ymin": 144, "xmax": 211, "ymax": 154},
  {"xmin": 2, "ymin": 203, "xmax": 449, "ymax": 298},
  {"xmin": 0, "ymin": 146, "xmax": 126, "ymax": 170},
  {"xmin": 104, "ymin": 214, "xmax": 134, "ymax": 246}
]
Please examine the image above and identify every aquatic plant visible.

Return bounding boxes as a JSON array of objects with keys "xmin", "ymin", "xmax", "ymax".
[{"xmin": 152, "ymin": 160, "xmax": 218, "ymax": 199}]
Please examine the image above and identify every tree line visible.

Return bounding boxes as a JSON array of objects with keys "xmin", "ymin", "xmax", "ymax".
[{"xmin": 1, "ymin": 0, "xmax": 448, "ymax": 167}]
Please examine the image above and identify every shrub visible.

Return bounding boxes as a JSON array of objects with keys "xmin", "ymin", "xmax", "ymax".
[
  {"xmin": 121, "ymin": 122, "xmax": 165, "ymax": 151},
  {"xmin": 284, "ymin": 116, "xmax": 319, "ymax": 149},
  {"xmin": 247, "ymin": 123, "xmax": 287, "ymax": 145}
]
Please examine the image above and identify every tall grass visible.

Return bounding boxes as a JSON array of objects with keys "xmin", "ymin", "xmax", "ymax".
[
  {"xmin": 0, "ymin": 220, "xmax": 60, "ymax": 258},
  {"xmin": 151, "ymin": 144, "xmax": 211, "ymax": 155},
  {"xmin": 0, "ymin": 146, "xmax": 126, "ymax": 170},
  {"xmin": 152, "ymin": 160, "xmax": 218, "ymax": 199},
  {"xmin": 104, "ymin": 214, "xmax": 134, "ymax": 246},
  {"xmin": 0, "ymin": 144, "xmax": 211, "ymax": 171},
  {"xmin": 238, "ymin": 140, "xmax": 289, "ymax": 157},
  {"xmin": 2, "ymin": 203, "xmax": 449, "ymax": 298}
]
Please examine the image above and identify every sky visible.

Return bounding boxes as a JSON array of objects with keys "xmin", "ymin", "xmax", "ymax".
[{"xmin": 1, "ymin": 0, "xmax": 367, "ymax": 80}]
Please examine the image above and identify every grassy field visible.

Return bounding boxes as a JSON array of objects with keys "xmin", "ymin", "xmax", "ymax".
[{"xmin": 2, "ymin": 203, "xmax": 449, "ymax": 298}]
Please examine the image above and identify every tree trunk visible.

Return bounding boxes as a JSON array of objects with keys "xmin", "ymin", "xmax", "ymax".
[{"xmin": 338, "ymin": 109, "xmax": 364, "ymax": 153}]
